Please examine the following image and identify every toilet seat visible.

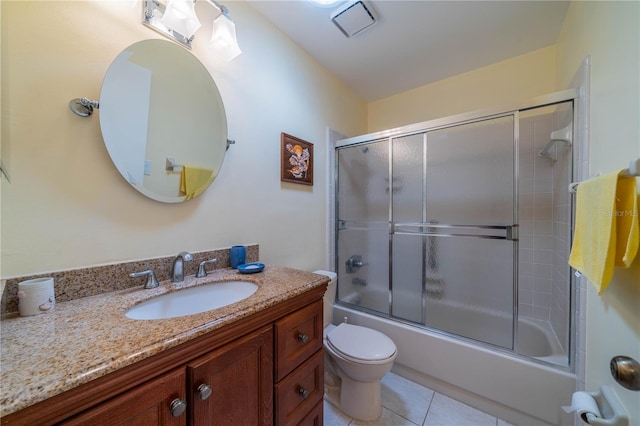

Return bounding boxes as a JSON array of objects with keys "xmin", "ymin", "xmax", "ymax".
[{"xmin": 326, "ymin": 323, "xmax": 396, "ymax": 364}]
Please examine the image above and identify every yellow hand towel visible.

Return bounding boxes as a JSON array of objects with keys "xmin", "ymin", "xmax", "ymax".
[
  {"xmin": 180, "ymin": 166, "xmax": 214, "ymax": 200},
  {"xmin": 569, "ymin": 170, "xmax": 639, "ymax": 295}
]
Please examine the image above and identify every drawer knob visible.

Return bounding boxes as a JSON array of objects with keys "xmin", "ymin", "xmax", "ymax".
[
  {"xmin": 169, "ymin": 398, "xmax": 187, "ymax": 417},
  {"xmin": 297, "ymin": 333, "xmax": 309, "ymax": 344},
  {"xmin": 298, "ymin": 386, "xmax": 309, "ymax": 399},
  {"xmin": 197, "ymin": 383, "xmax": 213, "ymax": 400}
]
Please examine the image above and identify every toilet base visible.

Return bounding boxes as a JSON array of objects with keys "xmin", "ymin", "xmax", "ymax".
[{"xmin": 338, "ymin": 375, "xmax": 383, "ymax": 421}]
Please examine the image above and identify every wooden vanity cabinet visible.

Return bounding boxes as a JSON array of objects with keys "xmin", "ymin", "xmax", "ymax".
[{"xmin": 1, "ymin": 285, "xmax": 326, "ymax": 426}]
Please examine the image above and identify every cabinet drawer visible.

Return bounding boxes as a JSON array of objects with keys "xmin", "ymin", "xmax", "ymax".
[
  {"xmin": 275, "ymin": 300, "xmax": 323, "ymax": 381},
  {"xmin": 275, "ymin": 350, "xmax": 324, "ymax": 426}
]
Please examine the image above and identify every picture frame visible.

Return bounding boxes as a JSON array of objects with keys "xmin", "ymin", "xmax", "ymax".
[{"xmin": 281, "ymin": 133, "xmax": 314, "ymax": 186}]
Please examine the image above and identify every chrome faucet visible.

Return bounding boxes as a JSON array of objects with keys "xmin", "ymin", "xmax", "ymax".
[{"xmin": 171, "ymin": 251, "xmax": 193, "ymax": 283}]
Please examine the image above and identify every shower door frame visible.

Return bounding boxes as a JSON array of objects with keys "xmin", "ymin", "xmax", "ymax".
[{"xmin": 334, "ymin": 88, "xmax": 578, "ymax": 368}]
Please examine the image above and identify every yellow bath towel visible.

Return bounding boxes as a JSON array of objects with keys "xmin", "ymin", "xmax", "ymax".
[
  {"xmin": 569, "ymin": 170, "xmax": 639, "ymax": 295},
  {"xmin": 180, "ymin": 166, "xmax": 214, "ymax": 200}
]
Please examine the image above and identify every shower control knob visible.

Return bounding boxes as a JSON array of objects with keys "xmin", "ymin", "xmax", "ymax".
[
  {"xmin": 610, "ymin": 355, "xmax": 640, "ymax": 391},
  {"xmin": 297, "ymin": 333, "xmax": 309, "ymax": 343},
  {"xmin": 345, "ymin": 255, "xmax": 366, "ymax": 273}
]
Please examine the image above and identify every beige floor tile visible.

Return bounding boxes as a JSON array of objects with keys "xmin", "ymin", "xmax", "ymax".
[{"xmin": 423, "ymin": 393, "xmax": 497, "ymax": 426}]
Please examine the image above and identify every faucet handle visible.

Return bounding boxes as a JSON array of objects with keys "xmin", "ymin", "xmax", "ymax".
[
  {"xmin": 196, "ymin": 258, "xmax": 218, "ymax": 278},
  {"xmin": 129, "ymin": 270, "xmax": 160, "ymax": 289}
]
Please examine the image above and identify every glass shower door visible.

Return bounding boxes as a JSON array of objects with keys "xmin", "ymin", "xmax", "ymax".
[
  {"xmin": 336, "ymin": 140, "xmax": 390, "ymax": 314},
  {"xmin": 392, "ymin": 115, "xmax": 517, "ymax": 349}
]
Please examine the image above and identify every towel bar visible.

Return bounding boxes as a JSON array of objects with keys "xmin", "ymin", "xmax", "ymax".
[
  {"xmin": 569, "ymin": 158, "xmax": 640, "ymax": 193},
  {"xmin": 166, "ymin": 157, "xmax": 183, "ymax": 172}
]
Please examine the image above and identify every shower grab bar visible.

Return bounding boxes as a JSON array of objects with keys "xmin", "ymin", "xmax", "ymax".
[
  {"xmin": 392, "ymin": 223, "xmax": 518, "ymax": 241},
  {"xmin": 568, "ymin": 157, "xmax": 640, "ymax": 193}
]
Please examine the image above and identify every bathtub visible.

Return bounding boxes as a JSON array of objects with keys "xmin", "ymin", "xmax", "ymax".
[
  {"xmin": 342, "ymin": 288, "xmax": 568, "ymax": 364},
  {"xmin": 422, "ymin": 299, "xmax": 567, "ymax": 365},
  {"xmin": 333, "ymin": 304, "xmax": 576, "ymax": 425}
]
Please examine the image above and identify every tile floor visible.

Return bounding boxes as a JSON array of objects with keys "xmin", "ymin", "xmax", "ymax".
[{"xmin": 323, "ymin": 372, "xmax": 514, "ymax": 426}]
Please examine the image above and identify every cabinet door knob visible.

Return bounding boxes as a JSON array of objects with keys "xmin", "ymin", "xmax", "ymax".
[
  {"xmin": 297, "ymin": 333, "xmax": 309, "ymax": 344},
  {"xmin": 169, "ymin": 398, "xmax": 187, "ymax": 417},
  {"xmin": 197, "ymin": 383, "xmax": 213, "ymax": 400},
  {"xmin": 298, "ymin": 386, "xmax": 309, "ymax": 399}
]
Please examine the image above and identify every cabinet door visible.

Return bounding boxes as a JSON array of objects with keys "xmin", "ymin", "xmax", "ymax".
[
  {"xmin": 61, "ymin": 368, "xmax": 186, "ymax": 426},
  {"xmin": 188, "ymin": 326, "xmax": 273, "ymax": 426}
]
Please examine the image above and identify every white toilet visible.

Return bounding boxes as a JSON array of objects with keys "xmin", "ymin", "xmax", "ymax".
[{"xmin": 314, "ymin": 270, "xmax": 397, "ymax": 421}]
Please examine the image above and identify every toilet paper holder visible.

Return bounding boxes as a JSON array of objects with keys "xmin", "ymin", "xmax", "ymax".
[{"xmin": 584, "ymin": 386, "xmax": 628, "ymax": 426}]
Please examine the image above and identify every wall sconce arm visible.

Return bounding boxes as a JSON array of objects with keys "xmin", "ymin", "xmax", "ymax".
[{"xmin": 69, "ymin": 97, "xmax": 100, "ymax": 117}]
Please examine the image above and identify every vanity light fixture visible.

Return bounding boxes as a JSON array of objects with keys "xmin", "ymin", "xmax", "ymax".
[
  {"xmin": 160, "ymin": 0, "xmax": 201, "ymax": 40},
  {"xmin": 209, "ymin": 4, "xmax": 242, "ymax": 61},
  {"xmin": 143, "ymin": 0, "xmax": 241, "ymax": 61},
  {"xmin": 307, "ymin": 0, "xmax": 344, "ymax": 7}
]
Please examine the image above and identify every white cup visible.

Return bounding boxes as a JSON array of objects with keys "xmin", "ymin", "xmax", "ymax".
[{"xmin": 18, "ymin": 277, "xmax": 55, "ymax": 317}]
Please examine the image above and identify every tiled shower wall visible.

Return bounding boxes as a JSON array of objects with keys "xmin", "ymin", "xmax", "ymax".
[
  {"xmin": 550, "ymin": 107, "xmax": 573, "ymax": 354},
  {"xmin": 518, "ymin": 106, "xmax": 572, "ymax": 353},
  {"xmin": 519, "ymin": 114, "xmax": 555, "ymax": 323}
]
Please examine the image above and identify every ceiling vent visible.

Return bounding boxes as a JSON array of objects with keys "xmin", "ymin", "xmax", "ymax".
[{"xmin": 330, "ymin": 0, "xmax": 378, "ymax": 38}]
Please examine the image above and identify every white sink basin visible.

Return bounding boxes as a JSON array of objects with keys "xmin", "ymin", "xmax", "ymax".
[{"xmin": 125, "ymin": 281, "xmax": 259, "ymax": 320}]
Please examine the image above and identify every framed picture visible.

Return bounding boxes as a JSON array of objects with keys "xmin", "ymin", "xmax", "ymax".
[{"xmin": 281, "ymin": 133, "xmax": 314, "ymax": 186}]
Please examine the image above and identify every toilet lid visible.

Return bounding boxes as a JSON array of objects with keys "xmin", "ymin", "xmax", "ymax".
[{"xmin": 327, "ymin": 323, "xmax": 396, "ymax": 361}]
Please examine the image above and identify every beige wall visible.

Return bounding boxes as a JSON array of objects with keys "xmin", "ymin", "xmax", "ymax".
[
  {"xmin": 2, "ymin": 0, "xmax": 639, "ymax": 420},
  {"xmin": 0, "ymin": 0, "xmax": 367, "ymax": 277},
  {"xmin": 556, "ymin": 1, "xmax": 640, "ymax": 423},
  {"xmin": 367, "ymin": 46, "xmax": 557, "ymax": 133}
]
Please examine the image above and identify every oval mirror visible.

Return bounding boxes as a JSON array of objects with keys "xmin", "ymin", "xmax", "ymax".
[{"xmin": 100, "ymin": 39, "xmax": 227, "ymax": 203}]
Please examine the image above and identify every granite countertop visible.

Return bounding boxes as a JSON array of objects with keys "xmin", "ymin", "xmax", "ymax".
[{"xmin": 0, "ymin": 266, "xmax": 327, "ymax": 417}]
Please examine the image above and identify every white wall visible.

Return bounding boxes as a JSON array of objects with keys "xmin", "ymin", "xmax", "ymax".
[
  {"xmin": 556, "ymin": 2, "xmax": 640, "ymax": 424},
  {"xmin": 0, "ymin": 1, "xmax": 367, "ymax": 278}
]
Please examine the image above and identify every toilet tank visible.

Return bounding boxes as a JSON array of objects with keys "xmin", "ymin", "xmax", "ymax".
[{"xmin": 313, "ymin": 270, "xmax": 337, "ymax": 328}]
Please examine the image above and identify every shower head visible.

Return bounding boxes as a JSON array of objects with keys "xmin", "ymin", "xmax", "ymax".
[{"xmin": 539, "ymin": 124, "xmax": 572, "ymax": 162}]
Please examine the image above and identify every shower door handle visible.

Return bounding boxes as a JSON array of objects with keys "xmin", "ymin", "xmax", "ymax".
[{"xmin": 393, "ymin": 223, "xmax": 518, "ymax": 241}]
